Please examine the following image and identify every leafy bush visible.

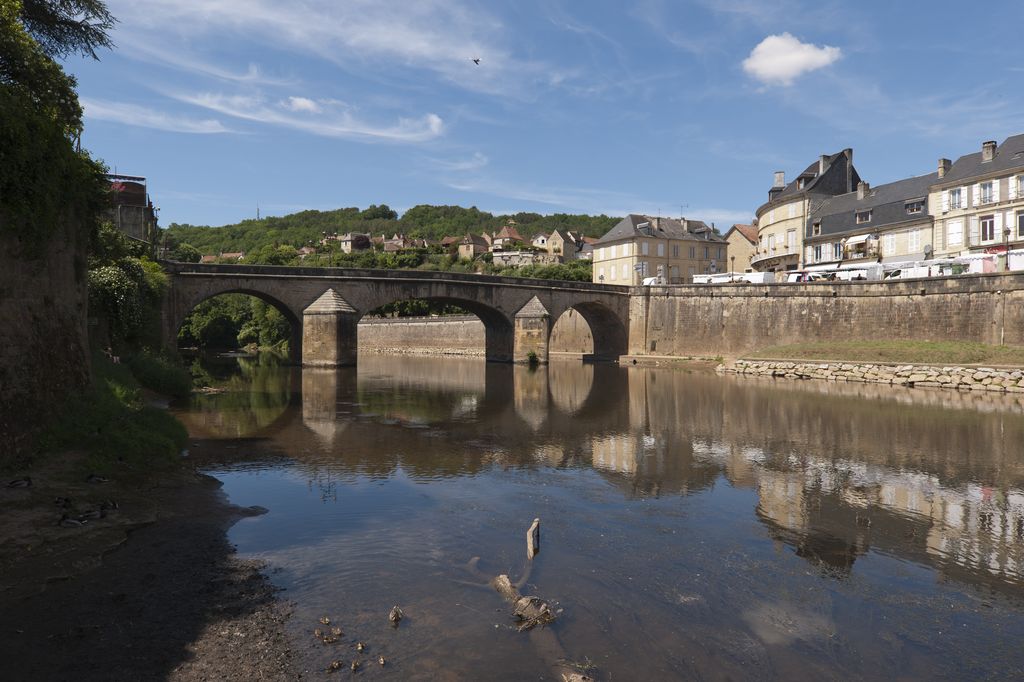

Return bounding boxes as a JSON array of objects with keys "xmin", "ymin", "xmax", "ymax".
[{"xmin": 126, "ymin": 351, "xmax": 192, "ymax": 399}]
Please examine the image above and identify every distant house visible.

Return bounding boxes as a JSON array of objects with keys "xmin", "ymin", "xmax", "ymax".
[
  {"xmin": 547, "ymin": 229, "xmax": 579, "ymax": 261},
  {"xmin": 492, "ymin": 225, "xmax": 524, "ymax": 250},
  {"xmin": 200, "ymin": 254, "xmax": 217, "ymax": 264},
  {"xmin": 338, "ymin": 232, "xmax": 371, "ymax": 253},
  {"xmin": 531, "ymin": 233, "xmax": 548, "ymax": 249},
  {"xmin": 724, "ymin": 223, "xmax": 757, "ymax": 272},
  {"xmin": 593, "ymin": 214, "xmax": 727, "ymax": 284},
  {"xmin": 458, "ymin": 233, "xmax": 490, "ymax": 260},
  {"xmin": 220, "ymin": 251, "xmax": 246, "ymax": 262},
  {"xmin": 440, "ymin": 235, "xmax": 460, "ymax": 252},
  {"xmin": 297, "ymin": 246, "xmax": 317, "ymax": 259}
]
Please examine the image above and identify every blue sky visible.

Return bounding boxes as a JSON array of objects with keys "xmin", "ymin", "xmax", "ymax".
[{"xmin": 68, "ymin": 0, "xmax": 1024, "ymax": 228}]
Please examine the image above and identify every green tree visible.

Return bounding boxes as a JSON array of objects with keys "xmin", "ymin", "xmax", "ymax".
[
  {"xmin": 18, "ymin": 0, "xmax": 114, "ymax": 59},
  {"xmin": 170, "ymin": 242, "xmax": 202, "ymax": 263}
]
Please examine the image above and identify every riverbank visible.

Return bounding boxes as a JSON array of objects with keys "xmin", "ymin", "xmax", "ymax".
[{"xmin": 0, "ymin": 450, "xmax": 297, "ymax": 680}]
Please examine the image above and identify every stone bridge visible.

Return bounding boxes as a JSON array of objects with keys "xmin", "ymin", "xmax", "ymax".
[{"xmin": 161, "ymin": 262, "xmax": 631, "ymax": 365}]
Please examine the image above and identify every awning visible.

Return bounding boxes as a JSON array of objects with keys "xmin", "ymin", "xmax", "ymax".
[{"xmin": 844, "ymin": 234, "xmax": 871, "ymax": 245}]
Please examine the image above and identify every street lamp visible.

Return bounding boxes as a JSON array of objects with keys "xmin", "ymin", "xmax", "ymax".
[
  {"xmin": 731, "ymin": 255, "xmax": 735, "ymax": 273},
  {"xmin": 1005, "ymin": 227, "xmax": 1012, "ymax": 271}
]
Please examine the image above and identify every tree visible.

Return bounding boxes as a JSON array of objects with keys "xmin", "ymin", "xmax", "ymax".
[
  {"xmin": 170, "ymin": 242, "xmax": 202, "ymax": 263},
  {"xmin": 18, "ymin": 0, "xmax": 114, "ymax": 59}
]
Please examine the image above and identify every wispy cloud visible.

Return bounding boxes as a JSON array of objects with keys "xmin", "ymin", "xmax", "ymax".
[
  {"xmin": 175, "ymin": 92, "xmax": 444, "ymax": 143},
  {"xmin": 108, "ymin": 0, "xmax": 569, "ymax": 99},
  {"xmin": 114, "ymin": 33, "xmax": 293, "ymax": 86},
  {"xmin": 743, "ymin": 33, "xmax": 841, "ymax": 86},
  {"xmin": 81, "ymin": 98, "xmax": 232, "ymax": 133},
  {"xmin": 429, "ymin": 152, "xmax": 489, "ymax": 172}
]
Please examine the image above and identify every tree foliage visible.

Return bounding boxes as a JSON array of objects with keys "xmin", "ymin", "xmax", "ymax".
[{"xmin": 18, "ymin": 0, "xmax": 114, "ymax": 59}]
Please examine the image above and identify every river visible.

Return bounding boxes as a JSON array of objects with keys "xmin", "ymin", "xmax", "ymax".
[{"xmin": 173, "ymin": 353, "xmax": 1024, "ymax": 680}]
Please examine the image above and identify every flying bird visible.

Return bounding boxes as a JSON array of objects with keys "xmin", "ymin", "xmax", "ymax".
[{"xmin": 472, "ymin": 58, "xmax": 480, "ymax": 65}]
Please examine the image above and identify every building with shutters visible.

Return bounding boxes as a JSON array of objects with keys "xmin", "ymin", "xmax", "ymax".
[
  {"xmin": 723, "ymin": 223, "xmax": 757, "ymax": 272},
  {"xmin": 592, "ymin": 214, "xmax": 726, "ymax": 285},
  {"xmin": 751, "ymin": 149, "xmax": 861, "ymax": 273},
  {"xmin": 802, "ymin": 173, "xmax": 937, "ymax": 268},
  {"xmin": 929, "ymin": 135, "xmax": 1024, "ymax": 260}
]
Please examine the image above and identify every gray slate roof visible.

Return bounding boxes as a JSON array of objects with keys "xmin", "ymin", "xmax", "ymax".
[
  {"xmin": 937, "ymin": 134, "xmax": 1024, "ymax": 185},
  {"xmin": 595, "ymin": 214, "xmax": 725, "ymax": 245},
  {"xmin": 810, "ymin": 172, "xmax": 937, "ymax": 238}
]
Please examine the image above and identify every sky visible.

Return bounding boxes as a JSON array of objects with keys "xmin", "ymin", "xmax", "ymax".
[{"xmin": 67, "ymin": 0, "xmax": 1024, "ymax": 228}]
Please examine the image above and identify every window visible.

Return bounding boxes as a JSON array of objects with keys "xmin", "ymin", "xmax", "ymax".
[
  {"xmin": 981, "ymin": 215, "xmax": 996, "ymax": 242},
  {"xmin": 768, "ymin": 209, "xmax": 775, "ymax": 223},
  {"xmin": 787, "ymin": 230, "xmax": 796, "ymax": 251},
  {"xmin": 689, "ymin": 246, "xmax": 695, "ymax": 259},
  {"xmin": 788, "ymin": 203, "xmax": 797, "ymax": 218},
  {"xmin": 946, "ymin": 219, "xmax": 963, "ymax": 247},
  {"xmin": 812, "ymin": 221, "xmax": 822, "ymax": 236},
  {"xmin": 908, "ymin": 229, "xmax": 921, "ymax": 252},
  {"xmin": 718, "ymin": 247, "xmax": 723, "ymax": 259},
  {"xmin": 641, "ymin": 241, "xmax": 649, "ymax": 256},
  {"xmin": 883, "ymin": 233, "xmax": 896, "ymax": 255},
  {"xmin": 856, "ymin": 210, "xmax": 872, "ymax": 224},
  {"xmin": 813, "ymin": 245, "xmax": 822, "ymax": 261},
  {"xmin": 833, "ymin": 242, "xmax": 842, "ymax": 260},
  {"xmin": 905, "ymin": 200, "xmax": 924, "ymax": 215},
  {"xmin": 657, "ymin": 243, "xmax": 665, "ymax": 257},
  {"xmin": 768, "ymin": 234, "xmax": 776, "ymax": 252},
  {"xmin": 1018, "ymin": 212, "xmax": 1024, "ymax": 238},
  {"xmin": 703, "ymin": 246, "xmax": 710, "ymax": 259},
  {"xmin": 1018, "ymin": 176, "xmax": 1024, "ymax": 197},
  {"xmin": 598, "ymin": 266, "xmax": 605, "ymax": 280},
  {"xmin": 949, "ymin": 187, "xmax": 963, "ymax": 209},
  {"xmin": 672, "ymin": 245, "xmax": 679, "ymax": 258},
  {"xmin": 980, "ymin": 181, "xmax": 994, "ymax": 204}
]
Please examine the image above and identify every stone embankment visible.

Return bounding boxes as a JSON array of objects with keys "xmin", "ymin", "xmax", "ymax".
[{"xmin": 718, "ymin": 360, "xmax": 1024, "ymax": 393}]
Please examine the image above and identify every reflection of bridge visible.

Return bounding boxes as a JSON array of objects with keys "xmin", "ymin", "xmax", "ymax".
[{"xmin": 162, "ymin": 263, "xmax": 631, "ymax": 365}]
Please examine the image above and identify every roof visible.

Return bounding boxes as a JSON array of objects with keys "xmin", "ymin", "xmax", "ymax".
[
  {"xmin": 725, "ymin": 224, "xmax": 757, "ymax": 244},
  {"xmin": 495, "ymin": 225, "xmax": 524, "ymax": 241},
  {"xmin": 758, "ymin": 149, "xmax": 861, "ymax": 215},
  {"xmin": 595, "ymin": 214, "xmax": 726, "ymax": 245},
  {"xmin": 549, "ymin": 228, "xmax": 573, "ymax": 242},
  {"xmin": 460, "ymin": 233, "xmax": 489, "ymax": 246},
  {"xmin": 441, "ymin": 236, "xmax": 460, "ymax": 245},
  {"xmin": 937, "ymin": 134, "xmax": 1024, "ymax": 185},
  {"xmin": 810, "ymin": 172, "xmax": 937, "ymax": 238}
]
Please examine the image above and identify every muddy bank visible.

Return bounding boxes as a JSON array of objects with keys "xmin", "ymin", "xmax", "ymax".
[{"xmin": 0, "ymin": 457, "xmax": 297, "ymax": 681}]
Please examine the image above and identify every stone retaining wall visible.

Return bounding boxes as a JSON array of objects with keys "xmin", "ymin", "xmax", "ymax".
[{"xmin": 718, "ymin": 359, "xmax": 1024, "ymax": 393}]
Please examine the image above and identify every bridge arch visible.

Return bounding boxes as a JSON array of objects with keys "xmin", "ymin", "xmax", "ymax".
[{"xmin": 548, "ymin": 300, "xmax": 629, "ymax": 361}]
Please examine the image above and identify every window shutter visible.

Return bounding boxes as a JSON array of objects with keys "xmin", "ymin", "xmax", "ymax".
[
  {"xmin": 942, "ymin": 190, "xmax": 949, "ymax": 213},
  {"xmin": 994, "ymin": 179, "xmax": 1001, "ymax": 203},
  {"xmin": 973, "ymin": 184, "xmax": 981, "ymax": 206},
  {"xmin": 995, "ymin": 213, "xmax": 1004, "ymax": 236},
  {"xmin": 1011, "ymin": 176, "xmax": 1019, "ymax": 200},
  {"xmin": 969, "ymin": 216, "xmax": 979, "ymax": 245}
]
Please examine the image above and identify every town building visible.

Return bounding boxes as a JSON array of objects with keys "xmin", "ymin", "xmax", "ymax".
[
  {"xmin": 492, "ymin": 224, "xmax": 524, "ymax": 250},
  {"xmin": 929, "ymin": 135, "xmax": 1024, "ymax": 261},
  {"xmin": 752, "ymin": 150, "xmax": 860, "ymax": 273},
  {"xmin": 105, "ymin": 174, "xmax": 158, "ymax": 243},
  {"xmin": 547, "ymin": 229, "xmax": 579, "ymax": 261},
  {"xmin": 592, "ymin": 214, "xmax": 727, "ymax": 285},
  {"xmin": 457, "ymin": 233, "xmax": 490, "ymax": 260},
  {"xmin": 802, "ymin": 174, "xmax": 937, "ymax": 268},
  {"xmin": 723, "ymin": 224, "xmax": 757, "ymax": 272}
]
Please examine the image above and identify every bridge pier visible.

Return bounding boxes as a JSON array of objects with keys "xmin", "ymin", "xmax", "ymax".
[
  {"xmin": 301, "ymin": 289, "xmax": 359, "ymax": 367},
  {"xmin": 513, "ymin": 297, "xmax": 552, "ymax": 364}
]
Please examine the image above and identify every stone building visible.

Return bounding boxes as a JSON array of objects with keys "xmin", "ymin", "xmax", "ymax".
[
  {"xmin": 723, "ymin": 223, "xmax": 757, "ymax": 272},
  {"xmin": 930, "ymin": 135, "xmax": 1024, "ymax": 261},
  {"xmin": 457, "ymin": 233, "xmax": 489, "ymax": 260},
  {"xmin": 105, "ymin": 174, "xmax": 158, "ymax": 243},
  {"xmin": 592, "ymin": 214, "xmax": 726, "ymax": 285},
  {"xmin": 802, "ymin": 173, "xmax": 936, "ymax": 268},
  {"xmin": 752, "ymin": 150, "xmax": 860, "ymax": 273},
  {"xmin": 547, "ymin": 228, "xmax": 579, "ymax": 261}
]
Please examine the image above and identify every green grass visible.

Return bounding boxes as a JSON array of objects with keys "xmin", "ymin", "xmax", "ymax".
[
  {"xmin": 126, "ymin": 350, "xmax": 193, "ymax": 399},
  {"xmin": 36, "ymin": 353, "xmax": 188, "ymax": 476},
  {"xmin": 747, "ymin": 340, "xmax": 1024, "ymax": 365}
]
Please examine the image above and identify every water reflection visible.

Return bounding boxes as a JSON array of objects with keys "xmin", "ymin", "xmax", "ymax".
[{"xmin": 179, "ymin": 355, "xmax": 1024, "ymax": 679}]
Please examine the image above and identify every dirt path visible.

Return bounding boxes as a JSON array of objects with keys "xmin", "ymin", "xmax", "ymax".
[{"xmin": 0, "ymin": 458, "xmax": 297, "ymax": 681}]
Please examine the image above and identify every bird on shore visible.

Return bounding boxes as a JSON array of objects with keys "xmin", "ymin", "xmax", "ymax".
[
  {"xmin": 7, "ymin": 477, "xmax": 31, "ymax": 488},
  {"xmin": 58, "ymin": 514, "xmax": 86, "ymax": 528}
]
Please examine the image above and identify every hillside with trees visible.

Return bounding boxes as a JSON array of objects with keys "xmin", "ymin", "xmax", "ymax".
[{"xmin": 163, "ymin": 204, "xmax": 618, "ymax": 256}]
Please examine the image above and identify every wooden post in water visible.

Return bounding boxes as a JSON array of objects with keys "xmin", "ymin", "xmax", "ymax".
[{"xmin": 527, "ymin": 517, "xmax": 540, "ymax": 560}]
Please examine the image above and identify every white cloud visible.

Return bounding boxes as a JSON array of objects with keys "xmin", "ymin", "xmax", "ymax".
[
  {"xmin": 176, "ymin": 92, "xmax": 443, "ymax": 143},
  {"xmin": 284, "ymin": 96, "xmax": 321, "ymax": 113},
  {"xmin": 81, "ymin": 98, "xmax": 231, "ymax": 133},
  {"xmin": 430, "ymin": 152, "xmax": 489, "ymax": 172},
  {"xmin": 742, "ymin": 33, "xmax": 841, "ymax": 86}
]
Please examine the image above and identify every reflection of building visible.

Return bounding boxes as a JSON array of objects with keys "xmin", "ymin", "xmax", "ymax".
[
  {"xmin": 106, "ymin": 174, "xmax": 158, "ymax": 243},
  {"xmin": 591, "ymin": 433, "xmax": 639, "ymax": 474}
]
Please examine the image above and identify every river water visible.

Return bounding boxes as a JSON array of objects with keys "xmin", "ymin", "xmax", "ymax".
[{"xmin": 174, "ymin": 354, "xmax": 1024, "ymax": 680}]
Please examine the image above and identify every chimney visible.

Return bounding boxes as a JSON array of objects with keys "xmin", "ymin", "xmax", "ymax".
[
  {"xmin": 938, "ymin": 158, "xmax": 952, "ymax": 178},
  {"xmin": 773, "ymin": 171, "xmax": 785, "ymax": 188},
  {"xmin": 819, "ymin": 155, "xmax": 828, "ymax": 175},
  {"xmin": 982, "ymin": 140, "xmax": 997, "ymax": 162},
  {"xmin": 857, "ymin": 181, "xmax": 870, "ymax": 200},
  {"xmin": 844, "ymin": 148, "xmax": 854, "ymax": 192}
]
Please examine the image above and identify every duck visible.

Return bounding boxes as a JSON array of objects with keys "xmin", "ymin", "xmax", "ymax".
[
  {"xmin": 99, "ymin": 500, "xmax": 119, "ymax": 511},
  {"xmin": 350, "ymin": 661, "xmax": 360, "ymax": 672},
  {"xmin": 78, "ymin": 508, "xmax": 106, "ymax": 521},
  {"xmin": 86, "ymin": 474, "xmax": 110, "ymax": 484},
  {"xmin": 326, "ymin": 659, "xmax": 342, "ymax": 673},
  {"xmin": 58, "ymin": 514, "xmax": 86, "ymax": 528},
  {"xmin": 314, "ymin": 628, "xmax": 323, "ymax": 639},
  {"xmin": 378, "ymin": 655, "xmax": 386, "ymax": 667},
  {"xmin": 330, "ymin": 627, "xmax": 342, "ymax": 637},
  {"xmin": 319, "ymin": 615, "xmax": 331, "ymax": 625},
  {"xmin": 7, "ymin": 477, "xmax": 31, "ymax": 488},
  {"xmin": 356, "ymin": 642, "xmax": 365, "ymax": 652},
  {"xmin": 389, "ymin": 605, "xmax": 404, "ymax": 626}
]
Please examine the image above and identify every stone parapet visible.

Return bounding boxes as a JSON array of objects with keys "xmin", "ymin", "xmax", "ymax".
[{"xmin": 717, "ymin": 359, "xmax": 1024, "ymax": 393}]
